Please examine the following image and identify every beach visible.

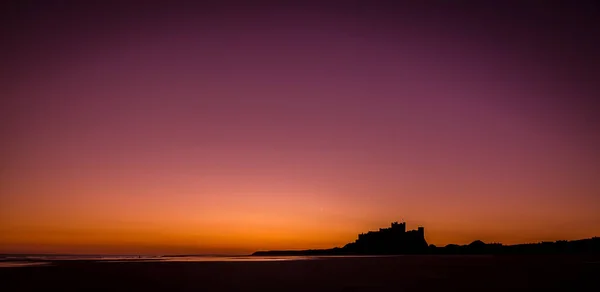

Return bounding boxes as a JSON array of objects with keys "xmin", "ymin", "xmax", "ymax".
[{"xmin": 1, "ymin": 255, "xmax": 598, "ymax": 291}]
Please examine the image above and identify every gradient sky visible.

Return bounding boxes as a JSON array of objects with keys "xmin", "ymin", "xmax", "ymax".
[{"xmin": 2, "ymin": 1, "xmax": 600, "ymax": 255}]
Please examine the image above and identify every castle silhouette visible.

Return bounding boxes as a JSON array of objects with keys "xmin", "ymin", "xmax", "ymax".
[
  {"xmin": 253, "ymin": 221, "xmax": 428, "ymax": 256},
  {"xmin": 342, "ymin": 221, "xmax": 428, "ymax": 254}
]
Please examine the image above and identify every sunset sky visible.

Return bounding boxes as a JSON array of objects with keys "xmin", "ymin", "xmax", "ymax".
[{"xmin": 2, "ymin": 1, "xmax": 599, "ymax": 255}]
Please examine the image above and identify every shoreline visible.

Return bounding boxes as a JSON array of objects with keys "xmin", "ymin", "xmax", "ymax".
[{"xmin": 1, "ymin": 255, "xmax": 598, "ymax": 291}]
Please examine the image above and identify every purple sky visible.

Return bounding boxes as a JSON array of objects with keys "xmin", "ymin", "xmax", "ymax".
[{"xmin": 1, "ymin": 1, "xmax": 599, "ymax": 254}]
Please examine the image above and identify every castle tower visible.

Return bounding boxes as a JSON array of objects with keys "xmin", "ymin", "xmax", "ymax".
[{"xmin": 391, "ymin": 221, "xmax": 406, "ymax": 233}]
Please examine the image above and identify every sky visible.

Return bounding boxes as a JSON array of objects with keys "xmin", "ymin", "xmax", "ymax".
[{"xmin": 1, "ymin": 0, "xmax": 600, "ymax": 255}]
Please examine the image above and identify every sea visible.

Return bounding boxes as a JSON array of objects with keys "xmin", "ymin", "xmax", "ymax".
[{"xmin": 0, "ymin": 254, "xmax": 389, "ymax": 267}]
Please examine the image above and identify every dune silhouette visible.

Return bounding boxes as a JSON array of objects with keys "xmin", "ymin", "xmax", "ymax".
[{"xmin": 253, "ymin": 221, "xmax": 600, "ymax": 256}]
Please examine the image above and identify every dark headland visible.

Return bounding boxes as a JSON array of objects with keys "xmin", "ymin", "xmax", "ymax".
[{"xmin": 253, "ymin": 221, "xmax": 600, "ymax": 256}]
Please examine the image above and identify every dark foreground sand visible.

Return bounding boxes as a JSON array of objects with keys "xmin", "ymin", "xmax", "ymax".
[{"xmin": 1, "ymin": 255, "xmax": 599, "ymax": 291}]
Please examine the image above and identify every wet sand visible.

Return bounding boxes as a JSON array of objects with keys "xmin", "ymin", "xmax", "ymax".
[{"xmin": 1, "ymin": 255, "xmax": 598, "ymax": 291}]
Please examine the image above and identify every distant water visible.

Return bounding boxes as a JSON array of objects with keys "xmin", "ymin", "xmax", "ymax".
[
  {"xmin": 0, "ymin": 255, "xmax": 390, "ymax": 266},
  {"xmin": 158, "ymin": 256, "xmax": 316, "ymax": 262},
  {"xmin": 0, "ymin": 261, "xmax": 50, "ymax": 268}
]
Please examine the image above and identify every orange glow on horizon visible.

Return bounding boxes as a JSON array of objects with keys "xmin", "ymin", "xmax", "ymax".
[{"xmin": 2, "ymin": 179, "xmax": 599, "ymax": 254}]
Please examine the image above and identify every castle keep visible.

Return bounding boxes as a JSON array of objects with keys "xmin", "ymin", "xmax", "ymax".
[{"xmin": 343, "ymin": 221, "xmax": 428, "ymax": 254}]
